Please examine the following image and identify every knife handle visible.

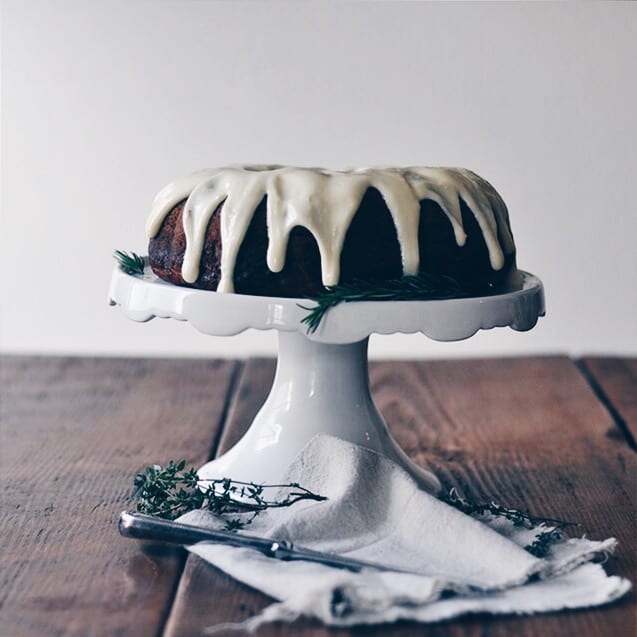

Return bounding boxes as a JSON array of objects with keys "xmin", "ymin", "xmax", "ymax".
[
  {"xmin": 118, "ymin": 511, "xmax": 277, "ymax": 555},
  {"xmin": 119, "ymin": 511, "xmax": 385, "ymax": 574}
]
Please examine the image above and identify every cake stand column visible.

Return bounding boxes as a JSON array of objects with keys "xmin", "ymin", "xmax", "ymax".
[{"xmin": 197, "ymin": 331, "xmax": 441, "ymax": 494}]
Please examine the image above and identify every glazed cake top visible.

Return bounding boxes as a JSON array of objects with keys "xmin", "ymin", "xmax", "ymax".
[{"xmin": 146, "ymin": 165, "xmax": 514, "ymax": 293}]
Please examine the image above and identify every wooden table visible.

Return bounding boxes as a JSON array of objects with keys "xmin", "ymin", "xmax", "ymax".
[{"xmin": 1, "ymin": 355, "xmax": 635, "ymax": 636}]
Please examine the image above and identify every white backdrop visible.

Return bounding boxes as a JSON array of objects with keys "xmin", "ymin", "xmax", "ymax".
[{"xmin": 1, "ymin": 1, "xmax": 636, "ymax": 359}]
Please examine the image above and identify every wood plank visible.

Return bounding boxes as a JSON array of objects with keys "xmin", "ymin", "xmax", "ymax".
[
  {"xmin": 164, "ymin": 356, "xmax": 635, "ymax": 637},
  {"xmin": 367, "ymin": 356, "xmax": 636, "ymax": 637},
  {"xmin": 580, "ymin": 357, "xmax": 637, "ymax": 448},
  {"xmin": 0, "ymin": 356, "xmax": 239, "ymax": 637}
]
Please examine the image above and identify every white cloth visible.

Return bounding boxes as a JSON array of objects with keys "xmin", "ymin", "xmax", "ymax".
[{"xmin": 180, "ymin": 435, "xmax": 631, "ymax": 630}]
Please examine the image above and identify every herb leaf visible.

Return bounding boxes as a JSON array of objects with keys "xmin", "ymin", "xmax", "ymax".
[
  {"xmin": 442, "ymin": 488, "xmax": 576, "ymax": 557},
  {"xmin": 114, "ymin": 250, "xmax": 145, "ymax": 275},
  {"xmin": 299, "ymin": 273, "xmax": 465, "ymax": 334},
  {"xmin": 134, "ymin": 460, "xmax": 326, "ymax": 532}
]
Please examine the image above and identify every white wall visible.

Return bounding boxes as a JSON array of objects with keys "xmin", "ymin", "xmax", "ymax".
[{"xmin": 1, "ymin": 1, "xmax": 636, "ymax": 359}]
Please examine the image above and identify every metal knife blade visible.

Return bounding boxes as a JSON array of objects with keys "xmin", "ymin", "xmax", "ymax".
[{"xmin": 119, "ymin": 511, "xmax": 415, "ymax": 575}]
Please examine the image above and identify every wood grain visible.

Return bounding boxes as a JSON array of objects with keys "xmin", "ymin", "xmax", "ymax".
[
  {"xmin": 0, "ymin": 356, "xmax": 239, "ymax": 637},
  {"xmin": 163, "ymin": 356, "xmax": 635, "ymax": 637},
  {"xmin": 367, "ymin": 357, "xmax": 636, "ymax": 637},
  {"xmin": 580, "ymin": 357, "xmax": 637, "ymax": 448},
  {"xmin": 2, "ymin": 356, "xmax": 633, "ymax": 637}
]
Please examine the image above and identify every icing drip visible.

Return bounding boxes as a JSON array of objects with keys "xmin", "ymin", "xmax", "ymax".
[{"xmin": 146, "ymin": 166, "xmax": 514, "ymax": 293}]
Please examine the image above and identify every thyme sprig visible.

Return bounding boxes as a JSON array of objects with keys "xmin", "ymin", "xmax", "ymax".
[
  {"xmin": 442, "ymin": 488, "xmax": 576, "ymax": 558},
  {"xmin": 134, "ymin": 464, "xmax": 576, "ymax": 554},
  {"xmin": 114, "ymin": 250, "xmax": 145, "ymax": 275},
  {"xmin": 299, "ymin": 273, "xmax": 465, "ymax": 334},
  {"xmin": 134, "ymin": 460, "xmax": 326, "ymax": 531},
  {"xmin": 525, "ymin": 528, "xmax": 568, "ymax": 558}
]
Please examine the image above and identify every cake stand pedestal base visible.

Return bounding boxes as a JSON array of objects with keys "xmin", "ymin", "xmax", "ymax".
[
  {"xmin": 110, "ymin": 264, "xmax": 544, "ymax": 496},
  {"xmin": 198, "ymin": 331, "xmax": 441, "ymax": 494}
]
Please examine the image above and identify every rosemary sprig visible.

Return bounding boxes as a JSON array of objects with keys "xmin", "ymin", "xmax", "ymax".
[
  {"xmin": 442, "ymin": 489, "xmax": 576, "ymax": 558},
  {"xmin": 114, "ymin": 250, "xmax": 145, "ymax": 275},
  {"xmin": 299, "ymin": 273, "xmax": 465, "ymax": 334},
  {"xmin": 133, "ymin": 460, "xmax": 326, "ymax": 531}
]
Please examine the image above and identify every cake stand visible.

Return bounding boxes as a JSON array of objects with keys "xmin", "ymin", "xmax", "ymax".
[{"xmin": 109, "ymin": 264, "xmax": 545, "ymax": 494}]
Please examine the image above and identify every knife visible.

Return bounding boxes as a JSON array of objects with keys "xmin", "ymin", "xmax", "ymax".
[{"xmin": 119, "ymin": 510, "xmax": 414, "ymax": 575}]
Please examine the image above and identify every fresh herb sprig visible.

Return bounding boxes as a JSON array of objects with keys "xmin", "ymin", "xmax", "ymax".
[
  {"xmin": 442, "ymin": 488, "xmax": 576, "ymax": 558},
  {"xmin": 134, "ymin": 460, "xmax": 326, "ymax": 531},
  {"xmin": 525, "ymin": 527, "xmax": 568, "ymax": 558},
  {"xmin": 114, "ymin": 250, "xmax": 145, "ymax": 275},
  {"xmin": 299, "ymin": 273, "xmax": 465, "ymax": 334}
]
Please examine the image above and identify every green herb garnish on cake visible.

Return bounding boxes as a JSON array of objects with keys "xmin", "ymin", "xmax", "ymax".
[
  {"xmin": 114, "ymin": 250, "xmax": 145, "ymax": 275},
  {"xmin": 299, "ymin": 273, "xmax": 466, "ymax": 334}
]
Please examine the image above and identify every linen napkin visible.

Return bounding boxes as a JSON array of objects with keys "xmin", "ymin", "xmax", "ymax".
[{"xmin": 179, "ymin": 434, "xmax": 630, "ymax": 630}]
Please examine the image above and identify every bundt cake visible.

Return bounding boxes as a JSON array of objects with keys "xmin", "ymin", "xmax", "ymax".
[{"xmin": 146, "ymin": 165, "xmax": 521, "ymax": 299}]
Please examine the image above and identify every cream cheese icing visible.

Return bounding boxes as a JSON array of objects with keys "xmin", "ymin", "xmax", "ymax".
[{"xmin": 146, "ymin": 166, "xmax": 514, "ymax": 293}]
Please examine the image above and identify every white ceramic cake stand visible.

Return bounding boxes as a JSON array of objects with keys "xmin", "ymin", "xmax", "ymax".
[{"xmin": 109, "ymin": 264, "xmax": 545, "ymax": 494}]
